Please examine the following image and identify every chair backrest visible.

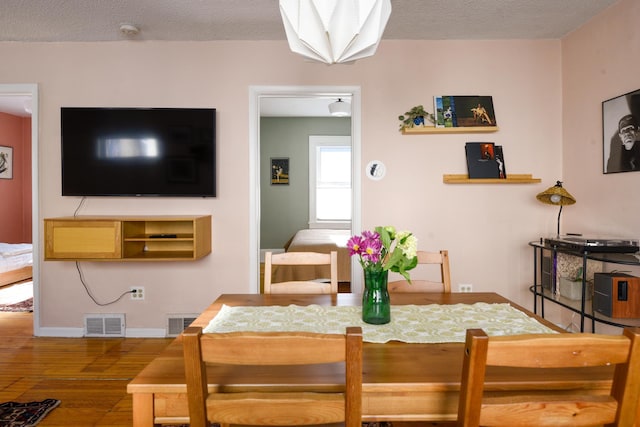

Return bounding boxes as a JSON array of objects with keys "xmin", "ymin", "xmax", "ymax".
[
  {"xmin": 183, "ymin": 326, "xmax": 363, "ymax": 427},
  {"xmin": 457, "ymin": 327, "xmax": 640, "ymax": 427},
  {"xmin": 388, "ymin": 250, "xmax": 451, "ymax": 293},
  {"xmin": 263, "ymin": 251, "xmax": 338, "ymax": 294}
]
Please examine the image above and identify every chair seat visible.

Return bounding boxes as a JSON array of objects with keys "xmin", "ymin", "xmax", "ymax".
[
  {"xmin": 209, "ymin": 392, "xmax": 346, "ymax": 425},
  {"xmin": 480, "ymin": 394, "xmax": 618, "ymax": 426}
]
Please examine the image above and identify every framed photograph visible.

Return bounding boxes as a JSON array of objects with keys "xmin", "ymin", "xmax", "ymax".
[
  {"xmin": 603, "ymin": 88, "xmax": 640, "ymax": 174},
  {"xmin": 435, "ymin": 95, "xmax": 497, "ymax": 128},
  {"xmin": 0, "ymin": 145, "xmax": 13, "ymax": 179},
  {"xmin": 270, "ymin": 157, "xmax": 289, "ymax": 185}
]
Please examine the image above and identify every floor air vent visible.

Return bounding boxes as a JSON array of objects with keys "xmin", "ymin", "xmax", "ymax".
[
  {"xmin": 84, "ymin": 314, "xmax": 125, "ymax": 337},
  {"xmin": 167, "ymin": 314, "xmax": 198, "ymax": 337}
]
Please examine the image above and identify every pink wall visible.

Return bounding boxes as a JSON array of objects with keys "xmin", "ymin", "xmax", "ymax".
[
  {"xmin": 0, "ymin": 112, "xmax": 31, "ymax": 243},
  {"xmin": 0, "ymin": 39, "xmax": 563, "ymax": 334},
  {"xmin": 562, "ymin": 0, "xmax": 640, "ymax": 240},
  {"xmin": 2, "ymin": 0, "xmax": 635, "ymax": 334},
  {"xmin": 550, "ymin": 0, "xmax": 640, "ymax": 331}
]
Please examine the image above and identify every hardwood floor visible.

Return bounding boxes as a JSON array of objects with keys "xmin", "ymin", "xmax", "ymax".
[
  {"xmin": 0, "ymin": 312, "xmax": 173, "ymax": 426},
  {"xmin": 0, "ymin": 313, "xmax": 448, "ymax": 427}
]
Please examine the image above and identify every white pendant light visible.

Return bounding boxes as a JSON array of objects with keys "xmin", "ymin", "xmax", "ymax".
[
  {"xmin": 279, "ymin": 0, "xmax": 392, "ymax": 65},
  {"xmin": 329, "ymin": 98, "xmax": 351, "ymax": 117}
]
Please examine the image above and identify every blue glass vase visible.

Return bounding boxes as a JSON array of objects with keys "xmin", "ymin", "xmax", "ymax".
[{"xmin": 362, "ymin": 269, "xmax": 390, "ymax": 324}]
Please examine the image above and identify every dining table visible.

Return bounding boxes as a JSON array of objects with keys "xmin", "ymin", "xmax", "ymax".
[{"xmin": 127, "ymin": 292, "xmax": 618, "ymax": 426}]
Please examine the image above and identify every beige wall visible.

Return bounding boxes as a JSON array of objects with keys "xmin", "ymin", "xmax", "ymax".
[{"xmin": 0, "ymin": 0, "xmax": 635, "ymax": 334}]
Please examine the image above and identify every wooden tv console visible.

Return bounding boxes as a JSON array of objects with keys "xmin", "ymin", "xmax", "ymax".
[{"xmin": 44, "ymin": 215, "xmax": 211, "ymax": 261}]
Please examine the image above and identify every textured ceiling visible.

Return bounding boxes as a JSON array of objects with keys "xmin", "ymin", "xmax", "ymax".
[
  {"xmin": 0, "ymin": 0, "xmax": 619, "ymax": 117},
  {"xmin": 0, "ymin": 0, "xmax": 618, "ymax": 42}
]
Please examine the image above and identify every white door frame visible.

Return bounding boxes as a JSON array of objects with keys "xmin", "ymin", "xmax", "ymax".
[
  {"xmin": 248, "ymin": 85, "xmax": 362, "ymax": 293},
  {"xmin": 0, "ymin": 84, "xmax": 39, "ymax": 334}
]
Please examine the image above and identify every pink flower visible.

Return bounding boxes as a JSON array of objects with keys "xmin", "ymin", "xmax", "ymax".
[
  {"xmin": 347, "ymin": 235, "xmax": 364, "ymax": 256},
  {"xmin": 361, "ymin": 237, "xmax": 382, "ymax": 263}
]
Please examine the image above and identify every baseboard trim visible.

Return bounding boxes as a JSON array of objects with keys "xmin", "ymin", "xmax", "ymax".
[{"xmin": 35, "ymin": 326, "xmax": 168, "ymax": 338}]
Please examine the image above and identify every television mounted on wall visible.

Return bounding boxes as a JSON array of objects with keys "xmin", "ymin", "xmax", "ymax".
[{"xmin": 61, "ymin": 107, "xmax": 216, "ymax": 197}]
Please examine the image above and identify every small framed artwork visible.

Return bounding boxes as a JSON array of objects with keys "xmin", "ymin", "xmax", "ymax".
[
  {"xmin": 603, "ymin": 88, "xmax": 640, "ymax": 174},
  {"xmin": 271, "ymin": 157, "xmax": 289, "ymax": 185},
  {"xmin": 0, "ymin": 145, "xmax": 13, "ymax": 179}
]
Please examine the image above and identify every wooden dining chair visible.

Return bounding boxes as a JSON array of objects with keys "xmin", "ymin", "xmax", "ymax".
[
  {"xmin": 388, "ymin": 250, "xmax": 451, "ymax": 293},
  {"xmin": 182, "ymin": 326, "xmax": 363, "ymax": 427},
  {"xmin": 263, "ymin": 250, "xmax": 339, "ymax": 294},
  {"xmin": 457, "ymin": 327, "xmax": 640, "ymax": 427}
]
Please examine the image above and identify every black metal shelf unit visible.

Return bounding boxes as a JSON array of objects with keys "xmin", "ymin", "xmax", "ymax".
[{"xmin": 529, "ymin": 241, "xmax": 640, "ymax": 332}]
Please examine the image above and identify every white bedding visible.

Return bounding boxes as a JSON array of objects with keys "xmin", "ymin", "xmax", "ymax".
[{"xmin": 0, "ymin": 243, "xmax": 33, "ymax": 273}]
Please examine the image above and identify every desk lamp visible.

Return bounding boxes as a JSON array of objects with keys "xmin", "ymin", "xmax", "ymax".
[{"xmin": 536, "ymin": 181, "xmax": 576, "ymax": 237}]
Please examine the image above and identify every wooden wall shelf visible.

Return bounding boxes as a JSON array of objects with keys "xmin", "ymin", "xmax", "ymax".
[
  {"xmin": 443, "ymin": 174, "xmax": 541, "ymax": 184},
  {"xmin": 402, "ymin": 126, "xmax": 499, "ymax": 135},
  {"xmin": 44, "ymin": 215, "xmax": 211, "ymax": 261}
]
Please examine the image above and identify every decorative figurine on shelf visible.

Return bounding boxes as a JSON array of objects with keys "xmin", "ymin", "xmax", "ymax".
[
  {"xmin": 398, "ymin": 105, "xmax": 435, "ymax": 132},
  {"xmin": 471, "ymin": 103, "xmax": 493, "ymax": 125}
]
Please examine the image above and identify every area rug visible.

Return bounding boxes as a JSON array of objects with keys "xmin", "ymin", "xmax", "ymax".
[
  {"xmin": 0, "ymin": 281, "xmax": 33, "ymax": 312},
  {"xmin": 0, "ymin": 297, "xmax": 33, "ymax": 312},
  {"xmin": 0, "ymin": 399, "xmax": 60, "ymax": 426}
]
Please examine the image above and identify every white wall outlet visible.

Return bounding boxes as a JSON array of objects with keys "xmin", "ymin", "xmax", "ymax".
[
  {"xmin": 130, "ymin": 286, "xmax": 145, "ymax": 300},
  {"xmin": 458, "ymin": 284, "xmax": 473, "ymax": 293}
]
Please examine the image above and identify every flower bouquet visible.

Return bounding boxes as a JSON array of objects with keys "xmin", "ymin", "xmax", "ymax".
[{"xmin": 348, "ymin": 226, "xmax": 418, "ymax": 324}]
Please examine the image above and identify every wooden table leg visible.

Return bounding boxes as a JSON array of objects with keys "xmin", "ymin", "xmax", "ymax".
[{"xmin": 132, "ymin": 393, "xmax": 154, "ymax": 427}]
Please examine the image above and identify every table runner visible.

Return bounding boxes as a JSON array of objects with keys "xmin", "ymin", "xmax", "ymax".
[{"xmin": 203, "ymin": 303, "xmax": 557, "ymax": 343}]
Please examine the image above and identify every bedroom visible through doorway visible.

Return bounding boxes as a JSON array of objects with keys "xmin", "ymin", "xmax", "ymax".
[
  {"xmin": 0, "ymin": 84, "xmax": 39, "ymax": 332},
  {"xmin": 249, "ymin": 85, "xmax": 362, "ymax": 294}
]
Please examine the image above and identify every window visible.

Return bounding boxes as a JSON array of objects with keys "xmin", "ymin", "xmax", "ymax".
[{"xmin": 309, "ymin": 136, "xmax": 351, "ymax": 228}]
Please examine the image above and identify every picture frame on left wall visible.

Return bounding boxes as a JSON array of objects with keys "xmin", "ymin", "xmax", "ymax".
[{"xmin": 0, "ymin": 145, "xmax": 13, "ymax": 179}]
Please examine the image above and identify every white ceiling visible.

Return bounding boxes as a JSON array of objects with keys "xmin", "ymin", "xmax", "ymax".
[{"xmin": 0, "ymin": 0, "xmax": 619, "ymax": 117}]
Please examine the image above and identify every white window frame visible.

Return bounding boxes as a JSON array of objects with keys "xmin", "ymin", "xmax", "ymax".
[{"xmin": 308, "ymin": 135, "xmax": 351, "ymax": 229}]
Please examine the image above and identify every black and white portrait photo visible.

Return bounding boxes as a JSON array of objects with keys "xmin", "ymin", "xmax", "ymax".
[{"xmin": 603, "ymin": 89, "xmax": 640, "ymax": 174}]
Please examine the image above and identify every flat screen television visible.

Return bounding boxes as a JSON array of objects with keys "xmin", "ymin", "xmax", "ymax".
[{"xmin": 61, "ymin": 107, "xmax": 216, "ymax": 197}]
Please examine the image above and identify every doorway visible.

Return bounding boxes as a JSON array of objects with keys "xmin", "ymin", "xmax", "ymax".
[
  {"xmin": 249, "ymin": 86, "xmax": 362, "ymax": 294},
  {"xmin": 0, "ymin": 84, "xmax": 39, "ymax": 333}
]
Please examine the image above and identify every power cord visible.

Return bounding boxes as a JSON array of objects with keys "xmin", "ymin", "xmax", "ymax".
[
  {"xmin": 73, "ymin": 196, "xmax": 87, "ymax": 217},
  {"xmin": 75, "ymin": 262, "xmax": 134, "ymax": 306}
]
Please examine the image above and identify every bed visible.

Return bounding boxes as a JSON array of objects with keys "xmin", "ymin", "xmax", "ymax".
[
  {"xmin": 272, "ymin": 229, "xmax": 351, "ymax": 284},
  {"xmin": 0, "ymin": 243, "xmax": 33, "ymax": 287}
]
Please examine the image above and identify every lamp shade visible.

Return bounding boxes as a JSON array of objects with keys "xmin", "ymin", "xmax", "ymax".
[
  {"xmin": 329, "ymin": 99, "xmax": 351, "ymax": 116},
  {"xmin": 536, "ymin": 181, "xmax": 576, "ymax": 206},
  {"xmin": 279, "ymin": 0, "xmax": 392, "ymax": 65}
]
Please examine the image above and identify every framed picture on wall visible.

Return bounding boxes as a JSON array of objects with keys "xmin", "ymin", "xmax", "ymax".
[
  {"xmin": 602, "ymin": 88, "xmax": 640, "ymax": 174},
  {"xmin": 0, "ymin": 145, "xmax": 13, "ymax": 179},
  {"xmin": 270, "ymin": 157, "xmax": 289, "ymax": 185}
]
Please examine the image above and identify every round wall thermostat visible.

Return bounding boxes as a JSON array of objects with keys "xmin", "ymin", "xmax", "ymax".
[{"xmin": 366, "ymin": 160, "xmax": 386, "ymax": 180}]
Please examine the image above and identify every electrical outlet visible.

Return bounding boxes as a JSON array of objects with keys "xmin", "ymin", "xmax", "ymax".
[
  {"xmin": 130, "ymin": 286, "xmax": 145, "ymax": 300},
  {"xmin": 458, "ymin": 284, "xmax": 473, "ymax": 293}
]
